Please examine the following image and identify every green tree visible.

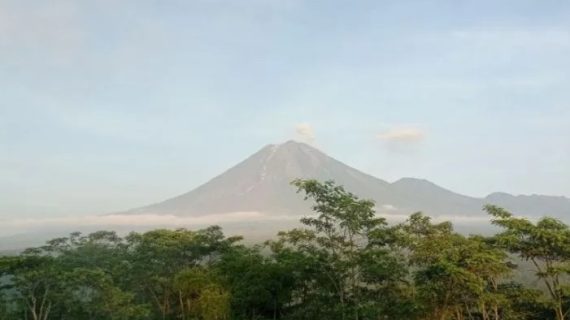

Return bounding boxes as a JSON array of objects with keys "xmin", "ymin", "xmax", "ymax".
[
  {"xmin": 0, "ymin": 231, "xmax": 149, "ymax": 320},
  {"xmin": 487, "ymin": 205, "xmax": 570, "ymax": 320},
  {"xmin": 217, "ymin": 246, "xmax": 297, "ymax": 320},
  {"xmin": 57, "ymin": 267, "xmax": 148, "ymax": 319},
  {"xmin": 394, "ymin": 212, "xmax": 512, "ymax": 320},
  {"xmin": 267, "ymin": 179, "xmax": 411, "ymax": 320},
  {"xmin": 174, "ymin": 267, "xmax": 229, "ymax": 320},
  {"xmin": 124, "ymin": 226, "xmax": 240, "ymax": 319},
  {"xmin": 0, "ymin": 255, "xmax": 57, "ymax": 320}
]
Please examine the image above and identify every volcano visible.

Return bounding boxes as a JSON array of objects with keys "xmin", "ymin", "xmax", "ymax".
[{"xmin": 126, "ymin": 140, "xmax": 570, "ymax": 219}]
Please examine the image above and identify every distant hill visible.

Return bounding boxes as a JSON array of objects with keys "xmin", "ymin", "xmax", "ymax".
[{"xmin": 125, "ymin": 140, "xmax": 570, "ymax": 219}]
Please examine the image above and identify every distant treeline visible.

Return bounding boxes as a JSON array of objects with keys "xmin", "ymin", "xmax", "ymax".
[{"xmin": 1, "ymin": 179, "xmax": 570, "ymax": 320}]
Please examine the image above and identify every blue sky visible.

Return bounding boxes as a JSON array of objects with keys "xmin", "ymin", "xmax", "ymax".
[{"xmin": 1, "ymin": 0, "xmax": 569, "ymax": 218}]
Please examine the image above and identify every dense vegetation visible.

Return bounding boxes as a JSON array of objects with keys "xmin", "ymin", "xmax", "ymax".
[{"xmin": 2, "ymin": 179, "xmax": 570, "ymax": 320}]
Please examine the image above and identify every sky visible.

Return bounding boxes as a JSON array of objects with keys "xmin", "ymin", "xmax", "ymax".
[{"xmin": 1, "ymin": 0, "xmax": 569, "ymax": 220}]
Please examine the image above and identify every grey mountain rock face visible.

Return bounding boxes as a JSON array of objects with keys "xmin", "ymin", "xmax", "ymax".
[{"xmin": 126, "ymin": 141, "xmax": 570, "ymax": 219}]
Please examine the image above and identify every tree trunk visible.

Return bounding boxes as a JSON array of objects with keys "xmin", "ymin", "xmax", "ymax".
[{"xmin": 555, "ymin": 304, "xmax": 564, "ymax": 320}]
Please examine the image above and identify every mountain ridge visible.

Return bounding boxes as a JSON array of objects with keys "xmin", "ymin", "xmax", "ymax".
[{"xmin": 125, "ymin": 141, "xmax": 570, "ymax": 219}]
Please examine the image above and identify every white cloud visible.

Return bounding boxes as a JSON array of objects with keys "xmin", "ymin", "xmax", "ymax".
[
  {"xmin": 377, "ymin": 213, "xmax": 495, "ymax": 225},
  {"xmin": 295, "ymin": 123, "xmax": 315, "ymax": 142},
  {"xmin": 0, "ymin": 212, "xmax": 303, "ymax": 237},
  {"xmin": 376, "ymin": 127, "xmax": 425, "ymax": 143}
]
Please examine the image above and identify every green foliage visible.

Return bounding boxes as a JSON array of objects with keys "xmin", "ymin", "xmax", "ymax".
[
  {"xmin": 393, "ymin": 213, "xmax": 514, "ymax": 319},
  {"xmin": 0, "ymin": 180, "xmax": 567, "ymax": 319},
  {"xmin": 487, "ymin": 205, "xmax": 570, "ymax": 320},
  {"xmin": 0, "ymin": 227, "xmax": 240, "ymax": 320},
  {"xmin": 265, "ymin": 179, "xmax": 414, "ymax": 320}
]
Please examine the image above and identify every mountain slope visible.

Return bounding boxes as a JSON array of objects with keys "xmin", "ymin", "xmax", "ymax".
[
  {"xmin": 485, "ymin": 193, "xmax": 570, "ymax": 217},
  {"xmin": 127, "ymin": 141, "xmax": 570, "ymax": 218},
  {"xmin": 128, "ymin": 141, "xmax": 393, "ymax": 216},
  {"xmin": 389, "ymin": 177, "xmax": 483, "ymax": 216}
]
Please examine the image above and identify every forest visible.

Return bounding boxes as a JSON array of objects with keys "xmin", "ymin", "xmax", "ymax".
[{"xmin": 1, "ymin": 179, "xmax": 570, "ymax": 320}]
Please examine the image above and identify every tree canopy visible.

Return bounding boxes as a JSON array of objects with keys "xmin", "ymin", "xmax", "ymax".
[{"xmin": 0, "ymin": 180, "xmax": 567, "ymax": 319}]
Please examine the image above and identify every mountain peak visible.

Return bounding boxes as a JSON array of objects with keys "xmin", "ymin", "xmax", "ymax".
[
  {"xmin": 393, "ymin": 177, "xmax": 433, "ymax": 185},
  {"xmin": 127, "ymin": 141, "xmax": 390, "ymax": 216},
  {"xmin": 281, "ymin": 139, "xmax": 303, "ymax": 145},
  {"xmin": 276, "ymin": 139, "xmax": 317, "ymax": 150},
  {"xmin": 261, "ymin": 140, "xmax": 318, "ymax": 154}
]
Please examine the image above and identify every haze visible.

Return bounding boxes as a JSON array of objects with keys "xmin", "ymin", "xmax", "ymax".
[{"xmin": 1, "ymin": 0, "xmax": 569, "ymax": 221}]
